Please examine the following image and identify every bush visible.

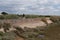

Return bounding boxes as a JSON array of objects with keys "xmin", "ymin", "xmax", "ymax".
[
  {"xmin": 0, "ymin": 14, "xmax": 19, "ymax": 19},
  {"xmin": 0, "ymin": 15, "xmax": 5, "ymax": 19},
  {"xmin": 5, "ymin": 15, "xmax": 19, "ymax": 19},
  {"xmin": 1, "ymin": 12, "xmax": 8, "ymax": 15},
  {"xmin": 2, "ymin": 22, "xmax": 11, "ymax": 32},
  {"xmin": 0, "ymin": 31, "xmax": 16, "ymax": 40},
  {"xmin": 50, "ymin": 16, "xmax": 60, "ymax": 23}
]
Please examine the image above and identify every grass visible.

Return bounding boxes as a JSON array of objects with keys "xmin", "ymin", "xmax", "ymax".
[
  {"xmin": 0, "ymin": 14, "xmax": 19, "ymax": 19},
  {"xmin": 0, "ymin": 31, "xmax": 16, "ymax": 40},
  {"xmin": 14, "ymin": 22, "xmax": 60, "ymax": 40},
  {"xmin": 0, "ymin": 14, "xmax": 60, "ymax": 40},
  {"xmin": 0, "ymin": 21, "xmax": 60, "ymax": 40},
  {"xmin": 44, "ymin": 22, "xmax": 60, "ymax": 40}
]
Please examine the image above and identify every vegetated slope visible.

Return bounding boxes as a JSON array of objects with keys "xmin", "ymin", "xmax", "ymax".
[
  {"xmin": 44, "ymin": 22, "xmax": 60, "ymax": 40},
  {"xmin": 0, "ymin": 14, "xmax": 60, "ymax": 40},
  {"xmin": 0, "ymin": 20, "xmax": 60, "ymax": 40},
  {"xmin": 0, "ymin": 14, "xmax": 60, "ymax": 28},
  {"xmin": 14, "ymin": 22, "xmax": 60, "ymax": 40}
]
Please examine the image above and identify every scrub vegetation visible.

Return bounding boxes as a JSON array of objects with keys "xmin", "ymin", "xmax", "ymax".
[{"xmin": 0, "ymin": 12, "xmax": 60, "ymax": 40}]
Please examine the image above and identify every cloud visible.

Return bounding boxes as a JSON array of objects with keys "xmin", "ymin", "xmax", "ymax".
[
  {"xmin": 38, "ymin": 0, "xmax": 48, "ymax": 4},
  {"xmin": 48, "ymin": 6, "xmax": 55, "ymax": 9},
  {"xmin": 53, "ymin": 9, "xmax": 60, "ymax": 11},
  {"xmin": 0, "ymin": 0, "xmax": 60, "ymax": 15},
  {"xmin": 53, "ymin": 0, "xmax": 60, "ymax": 4}
]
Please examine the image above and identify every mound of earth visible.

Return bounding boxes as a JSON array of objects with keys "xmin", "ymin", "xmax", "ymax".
[{"xmin": 0, "ymin": 17, "xmax": 53, "ymax": 28}]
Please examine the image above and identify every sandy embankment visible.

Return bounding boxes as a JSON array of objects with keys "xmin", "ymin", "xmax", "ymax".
[
  {"xmin": 0, "ymin": 18, "xmax": 53, "ymax": 28},
  {"xmin": 14, "ymin": 18, "xmax": 53, "ymax": 28}
]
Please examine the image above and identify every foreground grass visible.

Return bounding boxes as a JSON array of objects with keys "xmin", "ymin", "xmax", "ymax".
[
  {"xmin": 0, "ymin": 31, "xmax": 16, "ymax": 40},
  {"xmin": 14, "ymin": 22, "xmax": 60, "ymax": 40},
  {"xmin": 44, "ymin": 22, "xmax": 60, "ymax": 40},
  {"xmin": 0, "ymin": 14, "xmax": 60, "ymax": 40},
  {"xmin": 0, "ymin": 22, "xmax": 60, "ymax": 40}
]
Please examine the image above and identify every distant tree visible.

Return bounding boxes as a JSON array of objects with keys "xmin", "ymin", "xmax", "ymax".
[
  {"xmin": 1, "ymin": 12, "xmax": 8, "ymax": 15},
  {"xmin": 22, "ymin": 14, "xmax": 25, "ymax": 17}
]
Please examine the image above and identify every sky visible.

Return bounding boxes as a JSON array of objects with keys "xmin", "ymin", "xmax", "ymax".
[{"xmin": 0, "ymin": 0, "xmax": 60, "ymax": 15}]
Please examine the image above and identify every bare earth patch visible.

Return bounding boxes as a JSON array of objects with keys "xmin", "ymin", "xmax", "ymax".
[
  {"xmin": 14, "ymin": 18, "xmax": 53, "ymax": 28},
  {"xmin": 0, "ymin": 18, "xmax": 53, "ymax": 28}
]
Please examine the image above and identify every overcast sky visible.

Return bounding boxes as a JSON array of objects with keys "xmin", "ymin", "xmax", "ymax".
[{"xmin": 0, "ymin": 0, "xmax": 60, "ymax": 15}]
